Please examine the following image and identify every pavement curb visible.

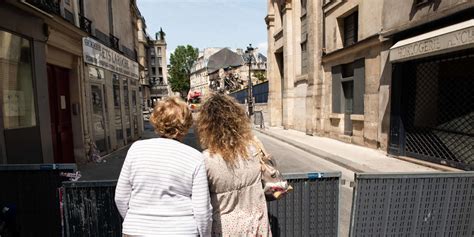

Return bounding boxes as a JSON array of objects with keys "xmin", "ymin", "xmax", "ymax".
[
  {"xmin": 254, "ymin": 128, "xmax": 378, "ymax": 173},
  {"xmin": 255, "ymin": 128, "xmax": 457, "ymax": 173},
  {"xmin": 100, "ymin": 144, "xmax": 133, "ymax": 161}
]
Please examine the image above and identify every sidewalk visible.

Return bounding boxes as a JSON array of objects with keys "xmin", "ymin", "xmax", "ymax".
[{"xmin": 256, "ymin": 127, "xmax": 455, "ymax": 173}]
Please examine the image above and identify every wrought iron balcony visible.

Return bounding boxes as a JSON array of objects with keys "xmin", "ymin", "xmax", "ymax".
[
  {"xmin": 109, "ymin": 34, "xmax": 120, "ymax": 51},
  {"xmin": 26, "ymin": 0, "xmax": 60, "ymax": 15},
  {"xmin": 79, "ymin": 14, "xmax": 92, "ymax": 34}
]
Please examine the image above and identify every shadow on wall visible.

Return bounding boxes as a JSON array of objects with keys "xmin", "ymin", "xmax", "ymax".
[{"xmin": 409, "ymin": 0, "xmax": 442, "ymax": 20}]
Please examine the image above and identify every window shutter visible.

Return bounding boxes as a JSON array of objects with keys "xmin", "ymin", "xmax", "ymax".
[
  {"xmin": 353, "ymin": 58, "xmax": 365, "ymax": 114},
  {"xmin": 332, "ymin": 65, "xmax": 343, "ymax": 113}
]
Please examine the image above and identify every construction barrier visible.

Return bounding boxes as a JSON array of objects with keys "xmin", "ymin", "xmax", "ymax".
[
  {"xmin": 349, "ymin": 172, "xmax": 474, "ymax": 237},
  {"xmin": 62, "ymin": 180, "xmax": 121, "ymax": 237},
  {"xmin": 268, "ymin": 172, "xmax": 341, "ymax": 237},
  {"xmin": 0, "ymin": 164, "xmax": 76, "ymax": 237},
  {"xmin": 61, "ymin": 172, "xmax": 341, "ymax": 237}
]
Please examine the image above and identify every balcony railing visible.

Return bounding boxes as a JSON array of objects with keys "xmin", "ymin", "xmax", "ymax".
[
  {"xmin": 26, "ymin": 0, "xmax": 60, "ymax": 15},
  {"xmin": 109, "ymin": 34, "xmax": 120, "ymax": 51},
  {"xmin": 79, "ymin": 14, "xmax": 92, "ymax": 34}
]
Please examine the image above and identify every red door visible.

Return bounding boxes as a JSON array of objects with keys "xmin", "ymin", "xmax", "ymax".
[{"xmin": 47, "ymin": 64, "xmax": 75, "ymax": 163}]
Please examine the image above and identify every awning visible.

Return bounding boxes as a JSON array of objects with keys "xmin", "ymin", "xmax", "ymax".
[{"xmin": 390, "ymin": 19, "xmax": 474, "ymax": 62}]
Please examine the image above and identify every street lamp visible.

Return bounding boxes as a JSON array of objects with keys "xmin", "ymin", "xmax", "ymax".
[{"xmin": 245, "ymin": 44, "xmax": 254, "ymax": 117}]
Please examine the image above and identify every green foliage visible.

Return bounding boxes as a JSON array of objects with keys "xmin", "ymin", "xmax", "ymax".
[
  {"xmin": 168, "ymin": 45, "xmax": 199, "ymax": 97},
  {"xmin": 254, "ymin": 71, "xmax": 266, "ymax": 83}
]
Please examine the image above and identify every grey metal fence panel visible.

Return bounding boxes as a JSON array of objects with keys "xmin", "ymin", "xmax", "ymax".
[
  {"xmin": 268, "ymin": 172, "xmax": 341, "ymax": 237},
  {"xmin": 62, "ymin": 181, "xmax": 122, "ymax": 237},
  {"xmin": 62, "ymin": 172, "xmax": 340, "ymax": 236},
  {"xmin": 0, "ymin": 164, "xmax": 76, "ymax": 237},
  {"xmin": 349, "ymin": 172, "xmax": 474, "ymax": 237}
]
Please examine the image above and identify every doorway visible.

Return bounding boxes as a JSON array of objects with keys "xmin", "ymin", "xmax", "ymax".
[
  {"xmin": 47, "ymin": 64, "xmax": 74, "ymax": 163},
  {"xmin": 342, "ymin": 81, "xmax": 354, "ymax": 135}
]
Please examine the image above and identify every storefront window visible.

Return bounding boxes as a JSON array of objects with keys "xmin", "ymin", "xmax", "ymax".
[
  {"xmin": 0, "ymin": 31, "xmax": 36, "ymax": 129},
  {"xmin": 113, "ymin": 74, "xmax": 123, "ymax": 143},
  {"xmin": 123, "ymin": 77, "xmax": 131, "ymax": 141}
]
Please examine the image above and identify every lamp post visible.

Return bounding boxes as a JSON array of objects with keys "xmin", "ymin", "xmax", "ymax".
[{"xmin": 245, "ymin": 44, "xmax": 254, "ymax": 117}]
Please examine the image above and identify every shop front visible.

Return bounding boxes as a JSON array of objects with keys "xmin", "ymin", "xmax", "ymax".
[
  {"xmin": 83, "ymin": 37, "xmax": 141, "ymax": 155},
  {"xmin": 389, "ymin": 20, "xmax": 474, "ymax": 170},
  {"xmin": 0, "ymin": 4, "xmax": 53, "ymax": 164}
]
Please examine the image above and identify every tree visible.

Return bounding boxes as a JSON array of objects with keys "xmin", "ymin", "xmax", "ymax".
[
  {"xmin": 254, "ymin": 71, "xmax": 266, "ymax": 83},
  {"xmin": 168, "ymin": 45, "xmax": 199, "ymax": 98}
]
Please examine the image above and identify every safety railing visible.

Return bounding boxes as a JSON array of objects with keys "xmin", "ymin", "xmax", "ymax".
[
  {"xmin": 61, "ymin": 172, "xmax": 341, "ymax": 237},
  {"xmin": 349, "ymin": 172, "xmax": 474, "ymax": 237},
  {"xmin": 0, "ymin": 164, "xmax": 76, "ymax": 237}
]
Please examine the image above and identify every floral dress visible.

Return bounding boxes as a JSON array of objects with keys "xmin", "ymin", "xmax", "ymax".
[{"xmin": 203, "ymin": 146, "xmax": 272, "ymax": 237}]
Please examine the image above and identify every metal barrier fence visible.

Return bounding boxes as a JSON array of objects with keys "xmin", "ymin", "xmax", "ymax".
[
  {"xmin": 269, "ymin": 172, "xmax": 341, "ymax": 237},
  {"xmin": 0, "ymin": 164, "xmax": 76, "ymax": 237},
  {"xmin": 229, "ymin": 81, "xmax": 269, "ymax": 104},
  {"xmin": 61, "ymin": 172, "xmax": 340, "ymax": 237},
  {"xmin": 349, "ymin": 172, "xmax": 474, "ymax": 237},
  {"xmin": 62, "ymin": 180, "xmax": 121, "ymax": 237}
]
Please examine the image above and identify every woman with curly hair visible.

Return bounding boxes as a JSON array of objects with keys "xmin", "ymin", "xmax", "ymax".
[
  {"xmin": 197, "ymin": 93, "xmax": 271, "ymax": 236},
  {"xmin": 115, "ymin": 97, "xmax": 212, "ymax": 237}
]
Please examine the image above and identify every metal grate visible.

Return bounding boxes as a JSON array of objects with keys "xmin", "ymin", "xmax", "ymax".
[
  {"xmin": 62, "ymin": 181, "xmax": 122, "ymax": 237},
  {"xmin": 268, "ymin": 172, "xmax": 340, "ymax": 237},
  {"xmin": 0, "ymin": 164, "xmax": 76, "ymax": 236},
  {"xmin": 401, "ymin": 52, "xmax": 474, "ymax": 170},
  {"xmin": 350, "ymin": 172, "xmax": 474, "ymax": 237},
  {"xmin": 61, "ymin": 173, "xmax": 340, "ymax": 237}
]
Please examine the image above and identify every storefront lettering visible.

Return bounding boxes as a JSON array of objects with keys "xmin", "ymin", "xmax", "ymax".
[
  {"xmin": 397, "ymin": 38, "xmax": 441, "ymax": 58},
  {"xmin": 448, "ymin": 28, "xmax": 474, "ymax": 47},
  {"xmin": 82, "ymin": 37, "xmax": 139, "ymax": 79},
  {"xmin": 391, "ymin": 25, "xmax": 474, "ymax": 62}
]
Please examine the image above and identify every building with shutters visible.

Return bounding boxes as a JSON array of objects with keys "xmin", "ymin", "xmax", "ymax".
[
  {"xmin": 148, "ymin": 29, "xmax": 171, "ymax": 106},
  {"xmin": 266, "ymin": 0, "xmax": 473, "ymax": 170},
  {"xmin": 0, "ymin": 0, "xmax": 144, "ymax": 165}
]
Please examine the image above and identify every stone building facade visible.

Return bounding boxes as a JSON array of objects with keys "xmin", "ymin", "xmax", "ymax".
[
  {"xmin": 190, "ymin": 47, "xmax": 267, "ymax": 96},
  {"xmin": 266, "ymin": 0, "xmax": 473, "ymax": 169},
  {"xmin": 0, "ymin": 0, "xmax": 144, "ymax": 165},
  {"xmin": 133, "ymin": 7, "xmax": 152, "ymax": 111},
  {"xmin": 190, "ymin": 47, "xmax": 223, "ymax": 96},
  {"xmin": 148, "ymin": 29, "xmax": 170, "ymax": 105}
]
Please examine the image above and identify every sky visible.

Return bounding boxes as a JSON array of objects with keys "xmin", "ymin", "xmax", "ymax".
[{"xmin": 137, "ymin": 0, "xmax": 268, "ymax": 62}]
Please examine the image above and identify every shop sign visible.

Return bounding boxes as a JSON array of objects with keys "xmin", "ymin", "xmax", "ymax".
[
  {"xmin": 82, "ymin": 37, "xmax": 139, "ymax": 79},
  {"xmin": 391, "ymin": 22, "xmax": 474, "ymax": 62}
]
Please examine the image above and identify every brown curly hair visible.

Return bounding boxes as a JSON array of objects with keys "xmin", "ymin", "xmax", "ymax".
[
  {"xmin": 150, "ymin": 97, "xmax": 193, "ymax": 140},
  {"xmin": 197, "ymin": 93, "xmax": 253, "ymax": 164}
]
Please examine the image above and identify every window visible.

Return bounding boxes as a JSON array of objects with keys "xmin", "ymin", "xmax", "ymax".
[
  {"xmin": 0, "ymin": 31, "xmax": 36, "ymax": 129},
  {"xmin": 151, "ymin": 67, "xmax": 156, "ymax": 75},
  {"xmin": 343, "ymin": 11, "xmax": 358, "ymax": 47},
  {"xmin": 301, "ymin": 41, "xmax": 308, "ymax": 74},
  {"xmin": 414, "ymin": 0, "xmax": 431, "ymax": 6},
  {"xmin": 301, "ymin": 0, "xmax": 307, "ymax": 15},
  {"xmin": 332, "ymin": 59, "xmax": 365, "ymax": 115},
  {"xmin": 301, "ymin": 41, "xmax": 307, "ymax": 52},
  {"xmin": 157, "ymin": 47, "xmax": 162, "ymax": 56},
  {"xmin": 151, "ymin": 57, "xmax": 155, "ymax": 65}
]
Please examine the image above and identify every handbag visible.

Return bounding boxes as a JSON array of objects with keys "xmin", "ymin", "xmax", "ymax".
[{"xmin": 252, "ymin": 138, "xmax": 293, "ymax": 201}]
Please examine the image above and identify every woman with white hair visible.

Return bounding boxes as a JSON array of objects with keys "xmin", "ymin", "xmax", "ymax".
[{"xmin": 115, "ymin": 97, "xmax": 212, "ymax": 236}]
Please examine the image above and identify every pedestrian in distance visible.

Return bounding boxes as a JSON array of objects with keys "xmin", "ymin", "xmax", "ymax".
[
  {"xmin": 115, "ymin": 97, "xmax": 212, "ymax": 237},
  {"xmin": 197, "ymin": 93, "xmax": 272, "ymax": 237}
]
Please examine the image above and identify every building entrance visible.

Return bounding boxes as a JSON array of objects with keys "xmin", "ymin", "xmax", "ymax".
[
  {"xmin": 390, "ymin": 50, "xmax": 473, "ymax": 170},
  {"xmin": 47, "ymin": 64, "xmax": 75, "ymax": 163}
]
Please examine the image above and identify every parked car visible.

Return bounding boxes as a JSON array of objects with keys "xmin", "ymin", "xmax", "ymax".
[{"xmin": 142, "ymin": 109, "xmax": 152, "ymax": 121}]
